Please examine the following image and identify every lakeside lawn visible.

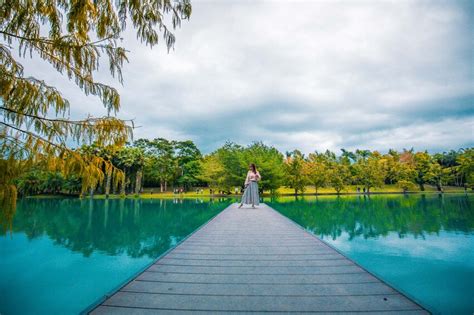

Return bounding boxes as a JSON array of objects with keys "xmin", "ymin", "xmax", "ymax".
[{"xmin": 75, "ymin": 184, "xmax": 470, "ymax": 199}]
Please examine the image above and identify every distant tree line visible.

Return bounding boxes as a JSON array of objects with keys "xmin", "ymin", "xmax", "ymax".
[
  {"xmin": 15, "ymin": 139, "xmax": 474, "ymax": 197},
  {"xmin": 283, "ymin": 148, "xmax": 473, "ymax": 194}
]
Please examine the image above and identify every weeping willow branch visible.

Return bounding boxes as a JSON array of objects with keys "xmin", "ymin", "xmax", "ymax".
[
  {"xmin": 0, "ymin": 121, "xmax": 125, "ymax": 192},
  {"xmin": 0, "ymin": 30, "xmax": 123, "ymax": 50},
  {"xmin": 0, "ymin": 106, "xmax": 135, "ymax": 126}
]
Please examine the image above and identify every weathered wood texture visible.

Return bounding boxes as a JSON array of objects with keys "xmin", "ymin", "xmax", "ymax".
[{"xmin": 90, "ymin": 203, "xmax": 428, "ymax": 314}]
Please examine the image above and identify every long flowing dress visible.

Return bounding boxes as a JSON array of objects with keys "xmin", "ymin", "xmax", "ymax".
[{"xmin": 241, "ymin": 171, "xmax": 261, "ymax": 205}]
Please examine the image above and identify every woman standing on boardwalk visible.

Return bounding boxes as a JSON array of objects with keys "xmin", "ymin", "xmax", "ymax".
[{"xmin": 238, "ymin": 164, "xmax": 261, "ymax": 208}]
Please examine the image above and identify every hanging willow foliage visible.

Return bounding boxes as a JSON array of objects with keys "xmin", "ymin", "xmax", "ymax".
[{"xmin": 0, "ymin": 0, "xmax": 192, "ymax": 231}]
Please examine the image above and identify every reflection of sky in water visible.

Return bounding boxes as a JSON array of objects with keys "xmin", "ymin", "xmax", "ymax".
[
  {"xmin": 324, "ymin": 231, "xmax": 474, "ymax": 263},
  {"xmin": 0, "ymin": 234, "xmax": 152, "ymax": 315}
]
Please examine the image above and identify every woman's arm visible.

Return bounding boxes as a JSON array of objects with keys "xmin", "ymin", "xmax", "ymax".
[{"xmin": 256, "ymin": 171, "xmax": 261, "ymax": 181}]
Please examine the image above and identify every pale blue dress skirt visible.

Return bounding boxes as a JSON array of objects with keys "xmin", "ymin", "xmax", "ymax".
[{"xmin": 241, "ymin": 181, "xmax": 260, "ymax": 205}]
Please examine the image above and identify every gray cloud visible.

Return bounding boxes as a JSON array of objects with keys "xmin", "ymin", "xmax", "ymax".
[{"xmin": 18, "ymin": 0, "xmax": 474, "ymax": 154}]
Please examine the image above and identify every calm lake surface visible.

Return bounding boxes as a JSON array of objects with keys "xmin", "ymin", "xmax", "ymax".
[
  {"xmin": 1, "ymin": 194, "xmax": 472, "ymax": 314},
  {"xmin": 267, "ymin": 194, "xmax": 474, "ymax": 315},
  {"xmin": 0, "ymin": 198, "xmax": 231, "ymax": 315}
]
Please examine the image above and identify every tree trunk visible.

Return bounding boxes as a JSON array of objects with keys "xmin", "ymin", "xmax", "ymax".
[
  {"xmin": 105, "ymin": 168, "xmax": 112, "ymax": 198},
  {"xmin": 112, "ymin": 178, "xmax": 118, "ymax": 195},
  {"xmin": 120, "ymin": 170, "xmax": 126, "ymax": 195},
  {"xmin": 160, "ymin": 181, "xmax": 164, "ymax": 193},
  {"xmin": 419, "ymin": 183, "xmax": 425, "ymax": 191},
  {"xmin": 436, "ymin": 180, "xmax": 443, "ymax": 192},
  {"xmin": 164, "ymin": 181, "xmax": 168, "ymax": 192},
  {"xmin": 135, "ymin": 170, "xmax": 142, "ymax": 195}
]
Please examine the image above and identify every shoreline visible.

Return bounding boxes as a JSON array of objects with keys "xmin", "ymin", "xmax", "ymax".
[{"xmin": 26, "ymin": 190, "xmax": 472, "ymax": 199}]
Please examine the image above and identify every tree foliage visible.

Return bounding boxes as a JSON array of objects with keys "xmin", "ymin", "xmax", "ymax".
[
  {"xmin": 284, "ymin": 150, "xmax": 307, "ymax": 195},
  {"xmin": 353, "ymin": 151, "xmax": 386, "ymax": 193},
  {"xmin": 304, "ymin": 151, "xmax": 330, "ymax": 194},
  {"xmin": 9, "ymin": 139, "xmax": 474, "ymax": 201},
  {"xmin": 328, "ymin": 159, "xmax": 350, "ymax": 194},
  {"xmin": 241, "ymin": 142, "xmax": 285, "ymax": 194}
]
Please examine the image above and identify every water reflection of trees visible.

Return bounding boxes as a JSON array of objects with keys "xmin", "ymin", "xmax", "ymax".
[
  {"xmin": 267, "ymin": 195, "xmax": 473, "ymax": 240},
  {"xmin": 4, "ymin": 198, "xmax": 229, "ymax": 258}
]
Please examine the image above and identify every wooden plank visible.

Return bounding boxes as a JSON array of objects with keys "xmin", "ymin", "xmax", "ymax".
[
  {"xmin": 135, "ymin": 270, "xmax": 376, "ymax": 284},
  {"xmin": 156, "ymin": 257, "xmax": 350, "ymax": 267},
  {"xmin": 100, "ymin": 291, "xmax": 423, "ymax": 312},
  {"xmin": 146, "ymin": 264, "xmax": 365, "ymax": 274},
  {"xmin": 89, "ymin": 203, "xmax": 429, "ymax": 314},
  {"xmin": 92, "ymin": 305, "xmax": 428, "ymax": 315},
  {"xmin": 122, "ymin": 280, "xmax": 398, "ymax": 296},
  {"xmin": 164, "ymin": 253, "xmax": 345, "ymax": 261}
]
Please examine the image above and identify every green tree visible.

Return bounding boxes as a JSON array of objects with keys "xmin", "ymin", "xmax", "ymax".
[
  {"xmin": 433, "ymin": 150, "xmax": 463, "ymax": 186},
  {"xmin": 174, "ymin": 140, "xmax": 202, "ymax": 190},
  {"xmin": 383, "ymin": 149, "xmax": 401, "ymax": 185},
  {"xmin": 15, "ymin": 170, "xmax": 45, "ymax": 196},
  {"xmin": 340, "ymin": 148, "xmax": 357, "ymax": 163},
  {"xmin": 135, "ymin": 138, "xmax": 177, "ymax": 192},
  {"xmin": 328, "ymin": 161, "xmax": 350, "ymax": 194},
  {"xmin": 41, "ymin": 172, "xmax": 64, "ymax": 194},
  {"xmin": 62, "ymin": 175, "xmax": 82, "ymax": 195},
  {"xmin": 397, "ymin": 180, "xmax": 416, "ymax": 193},
  {"xmin": 113, "ymin": 146, "xmax": 145, "ymax": 196},
  {"xmin": 242, "ymin": 142, "xmax": 285, "ymax": 195},
  {"xmin": 457, "ymin": 148, "xmax": 474, "ymax": 188},
  {"xmin": 15, "ymin": 169, "xmax": 82, "ymax": 196},
  {"xmin": 214, "ymin": 142, "xmax": 246, "ymax": 192},
  {"xmin": 284, "ymin": 150, "xmax": 307, "ymax": 195},
  {"xmin": 396, "ymin": 165, "xmax": 417, "ymax": 192},
  {"xmin": 79, "ymin": 143, "xmax": 119, "ymax": 197},
  {"xmin": 304, "ymin": 152, "xmax": 329, "ymax": 194},
  {"xmin": 414, "ymin": 151, "xmax": 432, "ymax": 191},
  {"xmin": 426, "ymin": 162, "xmax": 452, "ymax": 192},
  {"xmin": 198, "ymin": 154, "xmax": 225, "ymax": 191},
  {"xmin": 353, "ymin": 151, "xmax": 386, "ymax": 193},
  {"xmin": 395, "ymin": 149, "xmax": 417, "ymax": 186}
]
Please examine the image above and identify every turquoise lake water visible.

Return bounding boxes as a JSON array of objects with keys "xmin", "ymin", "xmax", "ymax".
[
  {"xmin": 267, "ymin": 194, "xmax": 474, "ymax": 315},
  {"xmin": 1, "ymin": 194, "xmax": 472, "ymax": 314},
  {"xmin": 0, "ymin": 198, "xmax": 231, "ymax": 315}
]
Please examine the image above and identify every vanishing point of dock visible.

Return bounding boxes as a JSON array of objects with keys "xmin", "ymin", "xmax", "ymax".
[{"xmin": 89, "ymin": 203, "xmax": 429, "ymax": 314}]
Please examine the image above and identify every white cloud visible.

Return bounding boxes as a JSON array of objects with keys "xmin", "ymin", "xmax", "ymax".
[{"xmin": 16, "ymin": 0, "xmax": 474, "ymax": 154}]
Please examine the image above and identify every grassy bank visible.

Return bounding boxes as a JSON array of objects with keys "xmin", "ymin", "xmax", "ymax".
[
  {"xmin": 35, "ymin": 184, "xmax": 468, "ymax": 199},
  {"xmin": 26, "ymin": 185, "xmax": 471, "ymax": 200}
]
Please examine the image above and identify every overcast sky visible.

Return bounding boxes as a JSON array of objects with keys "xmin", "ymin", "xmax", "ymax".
[{"xmin": 23, "ymin": 0, "xmax": 473, "ymax": 154}]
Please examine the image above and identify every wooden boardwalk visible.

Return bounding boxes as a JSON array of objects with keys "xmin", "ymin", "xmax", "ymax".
[{"xmin": 90, "ymin": 203, "xmax": 429, "ymax": 314}]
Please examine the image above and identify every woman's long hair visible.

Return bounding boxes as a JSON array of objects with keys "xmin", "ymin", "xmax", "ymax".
[{"xmin": 250, "ymin": 163, "xmax": 257, "ymax": 174}]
